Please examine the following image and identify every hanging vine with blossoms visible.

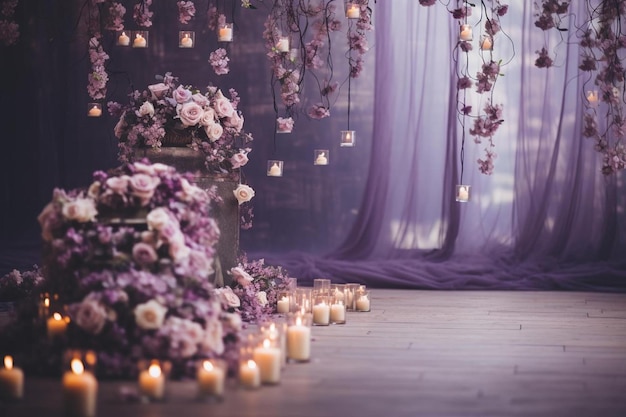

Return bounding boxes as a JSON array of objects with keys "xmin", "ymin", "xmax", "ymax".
[
  {"xmin": 535, "ymin": 0, "xmax": 626, "ymax": 175},
  {"xmin": 420, "ymin": 0, "xmax": 510, "ymax": 176}
]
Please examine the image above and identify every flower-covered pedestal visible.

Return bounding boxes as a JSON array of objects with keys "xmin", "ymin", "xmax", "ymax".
[{"xmin": 135, "ymin": 147, "xmax": 240, "ymax": 287}]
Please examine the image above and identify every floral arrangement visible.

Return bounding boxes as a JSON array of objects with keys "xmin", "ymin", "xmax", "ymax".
[
  {"xmin": 87, "ymin": 37, "xmax": 109, "ymax": 101},
  {"xmin": 0, "ymin": 266, "xmax": 45, "ymax": 302},
  {"xmin": 214, "ymin": 257, "xmax": 296, "ymax": 323},
  {"xmin": 108, "ymin": 72, "xmax": 253, "ymax": 177},
  {"xmin": 36, "ymin": 161, "xmax": 241, "ymax": 378}
]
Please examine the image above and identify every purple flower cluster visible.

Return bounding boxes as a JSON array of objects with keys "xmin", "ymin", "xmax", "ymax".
[
  {"xmin": 177, "ymin": 1, "xmax": 195, "ymax": 24},
  {"xmin": 209, "ymin": 48, "xmax": 230, "ymax": 76},
  {"xmin": 0, "ymin": 266, "xmax": 45, "ymax": 302},
  {"xmin": 534, "ymin": 0, "xmax": 569, "ymax": 31},
  {"xmin": 105, "ymin": 2, "xmax": 126, "ymax": 31},
  {"xmin": 0, "ymin": 0, "xmax": 19, "ymax": 46},
  {"xmin": 108, "ymin": 73, "xmax": 253, "ymax": 176},
  {"xmin": 534, "ymin": 47, "xmax": 553, "ymax": 68},
  {"xmin": 133, "ymin": 0, "xmax": 153, "ymax": 28},
  {"xmin": 87, "ymin": 37, "xmax": 109, "ymax": 100},
  {"xmin": 37, "ymin": 162, "xmax": 240, "ymax": 377}
]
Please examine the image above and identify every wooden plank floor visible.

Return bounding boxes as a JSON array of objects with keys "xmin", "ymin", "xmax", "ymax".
[{"xmin": 2, "ymin": 289, "xmax": 626, "ymax": 417}]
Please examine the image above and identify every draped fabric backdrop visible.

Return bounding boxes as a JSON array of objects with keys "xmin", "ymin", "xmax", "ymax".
[{"xmin": 0, "ymin": 1, "xmax": 624, "ymax": 291}]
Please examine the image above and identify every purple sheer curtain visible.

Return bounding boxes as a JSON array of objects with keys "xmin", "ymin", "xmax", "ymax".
[{"xmin": 269, "ymin": 1, "xmax": 626, "ymax": 291}]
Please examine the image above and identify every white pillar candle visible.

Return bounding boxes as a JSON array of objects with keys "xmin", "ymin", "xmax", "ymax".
[
  {"xmin": 287, "ymin": 317, "xmax": 311, "ymax": 361},
  {"xmin": 457, "ymin": 186, "xmax": 469, "ymax": 202},
  {"xmin": 196, "ymin": 360, "xmax": 225, "ymax": 398},
  {"xmin": 87, "ymin": 105, "xmax": 102, "ymax": 117},
  {"xmin": 460, "ymin": 24, "xmax": 472, "ymax": 41},
  {"xmin": 276, "ymin": 296, "xmax": 290, "ymax": 314},
  {"xmin": 47, "ymin": 312, "xmax": 68, "ymax": 339},
  {"xmin": 268, "ymin": 163, "xmax": 282, "ymax": 176},
  {"xmin": 312, "ymin": 302, "xmax": 330, "ymax": 325},
  {"xmin": 138, "ymin": 362, "xmax": 165, "ymax": 400},
  {"xmin": 180, "ymin": 33, "xmax": 193, "ymax": 48},
  {"xmin": 238, "ymin": 360, "xmax": 260, "ymax": 389},
  {"xmin": 253, "ymin": 339, "xmax": 281, "ymax": 384},
  {"xmin": 0, "ymin": 356, "xmax": 24, "ymax": 400},
  {"xmin": 62, "ymin": 359, "xmax": 98, "ymax": 417},
  {"xmin": 587, "ymin": 90, "xmax": 599, "ymax": 106},
  {"xmin": 133, "ymin": 33, "xmax": 147, "ymax": 48},
  {"xmin": 118, "ymin": 31, "xmax": 130, "ymax": 46},
  {"xmin": 330, "ymin": 303, "xmax": 346, "ymax": 324},
  {"xmin": 355, "ymin": 295, "xmax": 370, "ymax": 312}
]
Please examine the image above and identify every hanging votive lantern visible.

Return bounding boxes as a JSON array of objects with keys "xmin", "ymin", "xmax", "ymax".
[
  {"xmin": 345, "ymin": 2, "xmax": 360, "ymax": 19},
  {"xmin": 314, "ymin": 150, "xmax": 329, "ymax": 166},
  {"xmin": 586, "ymin": 90, "xmax": 599, "ymax": 107},
  {"xmin": 340, "ymin": 130, "xmax": 356, "ymax": 147},
  {"xmin": 132, "ymin": 31, "xmax": 148, "ymax": 48},
  {"xmin": 87, "ymin": 103, "xmax": 102, "ymax": 118},
  {"xmin": 480, "ymin": 35, "xmax": 493, "ymax": 51},
  {"xmin": 459, "ymin": 24, "xmax": 472, "ymax": 41},
  {"xmin": 217, "ymin": 23, "xmax": 233, "ymax": 42},
  {"xmin": 289, "ymin": 48, "xmax": 299, "ymax": 63},
  {"xmin": 267, "ymin": 160, "xmax": 284, "ymax": 177},
  {"xmin": 179, "ymin": 31, "xmax": 195, "ymax": 48},
  {"xmin": 117, "ymin": 31, "xmax": 130, "ymax": 46},
  {"xmin": 276, "ymin": 35, "xmax": 290, "ymax": 53},
  {"xmin": 456, "ymin": 185, "xmax": 471, "ymax": 202}
]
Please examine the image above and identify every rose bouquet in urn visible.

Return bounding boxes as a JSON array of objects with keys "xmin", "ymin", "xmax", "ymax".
[{"xmin": 108, "ymin": 73, "xmax": 253, "ymax": 176}]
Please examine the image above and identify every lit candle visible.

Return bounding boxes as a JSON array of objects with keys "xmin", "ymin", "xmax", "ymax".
[
  {"xmin": 133, "ymin": 33, "xmax": 147, "ymax": 48},
  {"xmin": 355, "ymin": 295, "xmax": 370, "ymax": 312},
  {"xmin": 87, "ymin": 105, "xmax": 102, "ymax": 117},
  {"xmin": 346, "ymin": 4, "xmax": 360, "ymax": 19},
  {"xmin": 238, "ymin": 360, "xmax": 260, "ymax": 389},
  {"xmin": 315, "ymin": 152, "xmax": 328, "ymax": 165},
  {"xmin": 276, "ymin": 36, "xmax": 289, "ymax": 53},
  {"xmin": 0, "ymin": 356, "xmax": 24, "ymax": 401},
  {"xmin": 330, "ymin": 302, "xmax": 346, "ymax": 324},
  {"xmin": 312, "ymin": 301, "xmax": 330, "ymax": 325},
  {"xmin": 277, "ymin": 296, "xmax": 290, "ymax": 314},
  {"xmin": 253, "ymin": 339, "xmax": 281, "ymax": 384},
  {"xmin": 587, "ymin": 90, "xmax": 599, "ymax": 106},
  {"xmin": 196, "ymin": 360, "xmax": 225, "ymax": 398},
  {"xmin": 180, "ymin": 33, "xmax": 193, "ymax": 48},
  {"xmin": 287, "ymin": 316, "xmax": 311, "ymax": 361},
  {"xmin": 118, "ymin": 31, "xmax": 130, "ymax": 46},
  {"xmin": 457, "ymin": 186, "xmax": 469, "ymax": 202},
  {"xmin": 47, "ymin": 312, "xmax": 68, "ymax": 339},
  {"xmin": 138, "ymin": 362, "xmax": 165, "ymax": 400},
  {"xmin": 460, "ymin": 24, "xmax": 472, "ymax": 41},
  {"xmin": 480, "ymin": 37, "xmax": 492, "ymax": 51},
  {"xmin": 268, "ymin": 163, "xmax": 282, "ymax": 176},
  {"xmin": 62, "ymin": 359, "xmax": 98, "ymax": 417},
  {"xmin": 218, "ymin": 26, "xmax": 233, "ymax": 42}
]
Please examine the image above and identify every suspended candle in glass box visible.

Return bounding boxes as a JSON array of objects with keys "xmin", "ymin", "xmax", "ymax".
[
  {"xmin": 267, "ymin": 160, "xmax": 284, "ymax": 177},
  {"xmin": 217, "ymin": 23, "xmax": 233, "ymax": 42},
  {"xmin": 132, "ymin": 31, "xmax": 148, "ymax": 48},
  {"xmin": 117, "ymin": 31, "xmax": 130, "ymax": 46},
  {"xmin": 314, "ymin": 150, "xmax": 329, "ymax": 165},
  {"xmin": 340, "ymin": 130, "xmax": 356, "ymax": 147},
  {"xmin": 345, "ymin": 2, "xmax": 360, "ymax": 19},
  {"xmin": 480, "ymin": 35, "xmax": 493, "ymax": 51},
  {"xmin": 179, "ymin": 31, "xmax": 195, "ymax": 48},
  {"xmin": 87, "ymin": 103, "xmax": 102, "ymax": 117},
  {"xmin": 586, "ymin": 90, "xmax": 599, "ymax": 107},
  {"xmin": 459, "ymin": 24, "xmax": 472, "ymax": 41},
  {"xmin": 276, "ymin": 35, "xmax": 290, "ymax": 53},
  {"xmin": 456, "ymin": 184, "xmax": 471, "ymax": 202}
]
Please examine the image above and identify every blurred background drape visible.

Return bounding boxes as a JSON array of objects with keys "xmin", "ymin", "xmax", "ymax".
[{"xmin": 1, "ymin": 1, "xmax": 624, "ymax": 291}]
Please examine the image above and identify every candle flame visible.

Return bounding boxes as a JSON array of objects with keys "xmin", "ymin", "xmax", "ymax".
[
  {"xmin": 296, "ymin": 316, "xmax": 302, "ymax": 326},
  {"xmin": 148, "ymin": 363, "xmax": 162, "ymax": 378},
  {"xmin": 53, "ymin": 312, "xmax": 62, "ymax": 321},
  {"xmin": 121, "ymin": 31, "xmax": 126, "ymax": 36},
  {"xmin": 4, "ymin": 355, "xmax": 13, "ymax": 370},
  {"xmin": 44, "ymin": 297, "xmax": 50, "ymax": 307},
  {"xmin": 202, "ymin": 360, "xmax": 214, "ymax": 372},
  {"xmin": 247, "ymin": 360, "xmax": 257, "ymax": 369},
  {"xmin": 263, "ymin": 339, "xmax": 271, "ymax": 349},
  {"xmin": 71, "ymin": 359, "xmax": 84, "ymax": 375}
]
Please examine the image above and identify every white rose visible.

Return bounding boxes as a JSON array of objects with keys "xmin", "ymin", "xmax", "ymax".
[
  {"xmin": 87, "ymin": 181, "xmax": 101, "ymax": 199},
  {"xmin": 192, "ymin": 93, "xmax": 209, "ymax": 107},
  {"xmin": 105, "ymin": 175, "xmax": 129, "ymax": 194},
  {"xmin": 134, "ymin": 299, "xmax": 168, "ymax": 330},
  {"xmin": 214, "ymin": 287, "xmax": 241, "ymax": 309},
  {"xmin": 204, "ymin": 122, "xmax": 223, "ymax": 142},
  {"xmin": 256, "ymin": 291, "xmax": 268, "ymax": 307},
  {"xmin": 146, "ymin": 207, "xmax": 170, "ymax": 231},
  {"xmin": 148, "ymin": 82, "xmax": 169, "ymax": 99},
  {"xmin": 62, "ymin": 197, "xmax": 97, "ymax": 222},
  {"xmin": 137, "ymin": 101, "xmax": 155, "ymax": 117},
  {"xmin": 72, "ymin": 298, "xmax": 108, "ymax": 335},
  {"xmin": 230, "ymin": 266, "xmax": 253, "ymax": 287},
  {"xmin": 177, "ymin": 101, "xmax": 204, "ymax": 127},
  {"xmin": 168, "ymin": 238, "xmax": 191, "ymax": 262},
  {"xmin": 214, "ymin": 90, "xmax": 235, "ymax": 118},
  {"xmin": 233, "ymin": 184, "xmax": 255, "ymax": 205},
  {"xmin": 199, "ymin": 108, "xmax": 216, "ymax": 126},
  {"xmin": 151, "ymin": 163, "xmax": 173, "ymax": 174}
]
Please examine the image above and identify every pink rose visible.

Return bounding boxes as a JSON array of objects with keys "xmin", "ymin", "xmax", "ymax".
[
  {"xmin": 204, "ymin": 123, "xmax": 223, "ymax": 142},
  {"xmin": 159, "ymin": 220, "xmax": 183, "ymax": 243},
  {"xmin": 215, "ymin": 287, "xmax": 241, "ymax": 309},
  {"xmin": 114, "ymin": 115, "xmax": 127, "ymax": 138},
  {"xmin": 177, "ymin": 178, "xmax": 208, "ymax": 202},
  {"xmin": 38, "ymin": 202, "xmax": 59, "ymax": 241},
  {"xmin": 226, "ymin": 112, "xmax": 244, "ymax": 132},
  {"xmin": 177, "ymin": 101, "xmax": 204, "ymax": 127},
  {"xmin": 62, "ymin": 197, "xmax": 98, "ymax": 222},
  {"xmin": 132, "ymin": 242, "xmax": 159, "ymax": 266},
  {"xmin": 148, "ymin": 82, "xmax": 169, "ymax": 99},
  {"xmin": 199, "ymin": 108, "xmax": 216, "ymax": 126},
  {"xmin": 128, "ymin": 174, "xmax": 160, "ymax": 205},
  {"xmin": 71, "ymin": 298, "xmax": 108, "ymax": 335},
  {"xmin": 146, "ymin": 207, "xmax": 170, "ymax": 230},
  {"xmin": 151, "ymin": 163, "xmax": 174, "ymax": 174},
  {"xmin": 172, "ymin": 85, "xmax": 192, "ymax": 103},
  {"xmin": 213, "ymin": 91, "xmax": 234, "ymax": 118},
  {"xmin": 230, "ymin": 266, "xmax": 253, "ymax": 287},
  {"xmin": 137, "ymin": 101, "xmax": 155, "ymax": 117},
  {"xmin": 105, "ymin": 175, "xmax": 129, "ymax": 194},
  {"xmin": 192, "ymin": 93, "xmax": 209, "ymax": 107},
  {"xmin": 168, "ymin": 238, "xmax": 191, "ymax": 261},
  {"xmin": 233, "ymin": 184, "xmax": 255, "ymax": 205},
  {"xmin": 229, "ymin": 151, "xmax": 249, "ymax": 169}
]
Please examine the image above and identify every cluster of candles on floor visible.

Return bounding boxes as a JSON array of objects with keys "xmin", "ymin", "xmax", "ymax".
[{"xmin": 0, "ymin": 282, "xmax": 370, "ymax": 414}]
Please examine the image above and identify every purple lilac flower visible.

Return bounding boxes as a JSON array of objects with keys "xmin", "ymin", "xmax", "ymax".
[
  {"xmin": 209, "ymin": 48, "xmax": 230, "ymax": 75},
  {"xmin": 177, "ymin": 1, "xmax": 195, "ymax": 24}
]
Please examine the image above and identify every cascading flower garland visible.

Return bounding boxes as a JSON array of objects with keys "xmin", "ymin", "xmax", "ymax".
[
  {"xmin": 87, "ymin": 36, "xmax": 110, "ymax": 101},
  {"xmin": 133, "ymin": 0, "xmax": 153, "ymax": 27}
]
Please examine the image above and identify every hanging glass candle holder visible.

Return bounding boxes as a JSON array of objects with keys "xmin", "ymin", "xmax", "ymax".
[
  {"xmin": 456, "ymin": 185, "xmax": 471, "ymax": 202},
  {"xmin": 340, "ymin": 130, "xmax": 356, "ymax": 147},
  {"xmin": 179, "ymin": 31, "xmax": 195, "ymax": 48},
  {"xmin": 217, "ymin": 23, "xmax": 233, "ymax": 42},
  {"xmin": 267, "ymin": 160, "xmax": 284, "ymax": 177},
  {"xmin": 480, "ymin": 35, "xmax": 493, "ymax": 51},
  {"xmin": 459, "ymin": 24, "xmax": 472, "ymax": 41},
  {"xmin": 275, "ymin": 35, "xmax": 290, "ymax": 53},
  {"xmin": 87, "ymin": 103, "xmax": 102, "ymax": 117},
  {"xmin": 345, "ymin": 1, "xmax": 360, "ymax": 19},
  {"xmin": 132, "ymin": 30, "xmax": 148, "ymax": 48},
  {"xmin": 314, "ymin": 149, "xmax": 329, "ymax": 165},
  {"xmin": 586, "ymin": 90, "xmax": 599, "ymax": 107}
]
